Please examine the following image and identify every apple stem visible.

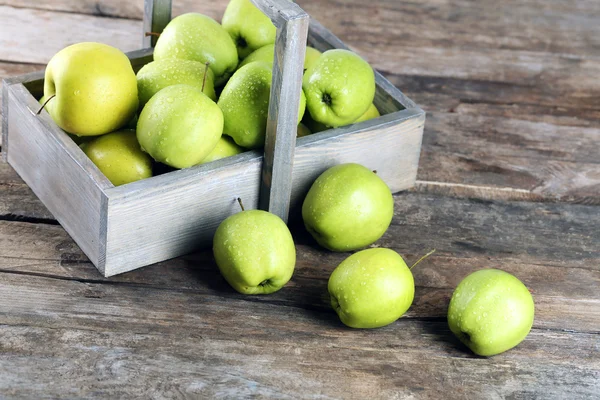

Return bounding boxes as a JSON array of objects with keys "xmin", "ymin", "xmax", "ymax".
[
  {"xmin": 237, "ymin": 197, "xmax": 245, "ymax": 212},
  {"xmin": 410, "ymin": 249, "xmax": 436, "ymax": 270},
  {"xmin": 145, "ymin": 32, "xmax": 161, "ymax": 38},
  {"xmin": 201, "ymin": 62, "xmax": 210, "ymax": 92},
  {"xmin": 36, "ymin": 94, "xmax": 56, "ymax": 115},
  {"xmin": 372, "ymin": 170, "xmax": 377, "ymax": 174}
]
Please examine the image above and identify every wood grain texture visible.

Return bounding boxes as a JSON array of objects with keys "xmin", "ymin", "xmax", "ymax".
[
  {"xmin": 0, "ymin": 191, "xmax": 598, "ymax": 398},
  {"xmin": 1, "ymin": 192, "xmax": 598, "ymax": 329},
  {"xmin": 0, "ymin": 278, "xmax": 597, "ymax": 399},
  {"xmin": 0, "ymin": 5, "xmax": 141, "ymax": 64},
  {"xmin": 0, "ymin": 61, "xmax": 44, "ymax": 146},
  {"xmin": 258, "ymin": 3, "xmax": 309, "ymax": 222},
  {"xmin": 0, "ymin": 163, "xmax": 52, "ymax": 220},
  {"xmin": 5, "ymin": 83, "xmax": 111, "ymax": 267},
  {"xmin": 2, "ymin": 0, "xmax": 599, "ymax": 202}
]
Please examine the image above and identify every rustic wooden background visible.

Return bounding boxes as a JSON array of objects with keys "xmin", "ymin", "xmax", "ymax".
[{"xmin": 0, "ymin": 0, "xmax": 599, "ymax": 398}]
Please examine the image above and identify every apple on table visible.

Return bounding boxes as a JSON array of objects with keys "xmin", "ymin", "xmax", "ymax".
[{"xmin": 448, "ymin": 269, "xmax": 535, "ymax": 356}]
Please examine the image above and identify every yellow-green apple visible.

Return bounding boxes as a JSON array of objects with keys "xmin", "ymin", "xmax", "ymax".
[
  {"xmin": 197, "ymin": 135, "xmax": 244, "ymax": 164},
  {"xmin": 153, "ymin": 13, "xmax": 238, "ymax": 86},
  {"xmin": 302, "ymin": 163, "xmax": 393, "ymax": 251},
  {"xmin": 81, "ymin": 130, "xmax": 152, "ymax": 186},
  {"xmin": 238, "ymin": 44, "xmax": 322, "ymax": 70},
  {"xmin": 222, "ymin": 0, "xmax": 276, "ymax": 59},
  {"xmin": 448, "ymin": 269, "xmax": 535, "ymax": 357},
  {"xmin": 303, "ymin": 49, "xmax": 375, "ymax": 127},
  {"xmin": 136, "ymin": 59, "xmax": 216, "ymax": 108},
  {"xmin": 328, "ymin": 248, "xmax": 414, "ymax": 328},
  {"xmin": 137, "ymin": 84, "xmax": 223, "ymax": 169},
  {"xmin": 354, "ymin": 103, "xmax": 380, "ymax": 123},
  {"xmin": 213, "ymin": 209, "xmax": 296, "ymax": 294},
  {"xmin": 217, "ymin": 61, "xmax": 306, "ymax": 149},
  {"xmin": 43, "ymin": 42, "xmax": 138, "ymax": 136}
]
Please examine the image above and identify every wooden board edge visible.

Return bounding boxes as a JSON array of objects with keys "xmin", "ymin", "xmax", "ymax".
[
  {"xmin": 251, "ymin": 0, "xmax": 309, "ymax": 25},
  {"xmin": 143, "ymin": 0, "xmax": 172, "ymax": 48},
  {"xmin": 8, "ymin": 84, "xmax": 114, "ymax": 191},
  {"xmin": 259, "ymin": 9, "xmax": 309, "ymax": 222},
  {"xmin": 97, "ymin": 191, "xmax": 109, "ymax": 277},
  {"xmin": 105, "ymin": 107, "xmax": 424, "ymax": 202},
  {"xmin": 6, "ymin": 83, "xmax": 108, "ymax": 266}
]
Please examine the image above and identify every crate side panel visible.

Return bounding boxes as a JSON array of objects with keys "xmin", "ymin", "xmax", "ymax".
[
  {"xmin": 104, "ymin": 158, "xmax": 263, "ymax": 276},
  {"xmin": 103, "ymin": 110, "xmax": 424, "ymax": 276},
  {"xmin": 6, "ymin": 87, "xmax": 104, "ymax": 266}
]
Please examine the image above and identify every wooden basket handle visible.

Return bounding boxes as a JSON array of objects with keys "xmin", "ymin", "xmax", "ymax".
[{"xmin": 142, "ymin": 0, "xmax": 309, "ymax": 223}]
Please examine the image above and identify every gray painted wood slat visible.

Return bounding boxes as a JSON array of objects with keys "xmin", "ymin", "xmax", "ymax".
[
  {"xmin": 142, "ymin": 0, "xmax": 172, "ymax": 48},
  {"xmin": 252, "ymin": 0, "xmax": 309, "ymax": 222}
]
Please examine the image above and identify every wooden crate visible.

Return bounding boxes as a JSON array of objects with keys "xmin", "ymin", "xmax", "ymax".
[{"xmin": 1, "ymin": 1, "xmax": 425, "ymax": 277}]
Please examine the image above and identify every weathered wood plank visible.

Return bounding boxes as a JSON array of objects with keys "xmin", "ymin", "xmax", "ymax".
[
  {"xmin": 415, "ymin": 111, "xmax": 600, "ymax": 200},
  {"xmin": 0, "ymin": 61, "xmax": 44, "ymax": 148},
  {"xmin": 257, "ymin": 1, "xmax": 309, "ymax": 221},
  {"xmin": 0, "ymin": 304, "xmax": 600, "ymax": 399},
  {"xmin": 0, "ymin": 5, "xmax": 141, "ymax": 64},
  {"xmin": 0, "ymin": 0, "xmax": 147, "ymax": 19},
  {"xmin": 4, "ymin": 0, "xmax": 600, "ymax": 62},
  {"xmin": 0, "ymin": 271, "xmax": 598, "ymax": 399},
  {"xmin": 1, "ymin": 192, "xmax": 598, "ymax": 332},
  {"xmin": 6, "ymin": 83, "xmax": 111, "ymax": 268},
  {"xmin": 386, "ymin": 73, "xmax": 600, "ymax": 126},
  {"xmin": 299, "ymin": 0, "xmax": 600, "ymax": 58},
  {"xmin": 0, "ymin": 163, "xmax": 52, "ymax": 220}
]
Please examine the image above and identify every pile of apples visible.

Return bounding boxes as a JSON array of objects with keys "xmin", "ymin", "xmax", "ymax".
[
  {"xmin": 39, "ymin": 0, "xmax": 535, "ymax": 357},
  {"xmin": 216, "ymin": 162, "xmax": 535, "ymax": 357},
  {"xmin": 40, "ymin": 0, "xmax": 379, "ymax": 186}
]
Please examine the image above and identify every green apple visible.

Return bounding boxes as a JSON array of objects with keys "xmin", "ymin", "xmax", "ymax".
[
  {"xmin": 197, "ymin": 135, "xmax": 244, "ymax": 164},
  {"xmin": 222, "ymin": 0, "xmax": 276, "ymax": 59},
  {"xmin": 136, "ymin": 59, "xmax": 216, "ymax": 109},
  {"xmin": 448, "ymin": 269, "xmax": 535, "ymax": 357},
  {"xmin": 302, "ymin": 111, "xmax": 330, "ymax": 133},
  {"xmin": 297, "ymin": 123, "xmax": 311, "ymax": 138},
  {"xmin": 328, "ymin": 248, "xmax": 414, "ymax": 328},
  {"xmin": 302, "ymin": 163, "xmax": 393, "ymax": 251},
  {"xmin": 303, "ymin": 49, "xmax": 375, "ymax": 127},
  {"xmin": 213, "ymin": 210, "xmax": 296, "ymax": 294},
  {"xmin": 238, "ymin": 44, "xmax": 323, "ymax": 70},
  {"xmin": 217, "ymin": 61, "xmax": 306, "ymax": 149},
  {"xmin": 153, "ymin": 13, "xmax": 238, "ymax": 86},
  {"xmin": 137, "ymin": 84, "xmax": 223, "ymax": 169},
  {"xmin": 81, "ymin": 130, "xmax": 152, "ymax": 186},
  {"xmin": 354, "ymin": 103, "xmax": 380, "ymax": 123},
  {"xmin": 43, "ymin": 42, "xmax": 138, "ymax": 136}
]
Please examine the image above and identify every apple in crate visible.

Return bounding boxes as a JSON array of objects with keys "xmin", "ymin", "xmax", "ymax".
[
  {"xmin": 42, "ymin": 42, "xmax": 138, "ymax": 136},
  {"xmin": 153, "ymin": 13, "xmax": 239, "ymax": 86}
]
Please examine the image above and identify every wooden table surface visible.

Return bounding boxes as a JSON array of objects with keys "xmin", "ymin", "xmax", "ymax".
[{"xmin": 1, "ymin": 0, "xmax": 599, "ymax": 398}]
